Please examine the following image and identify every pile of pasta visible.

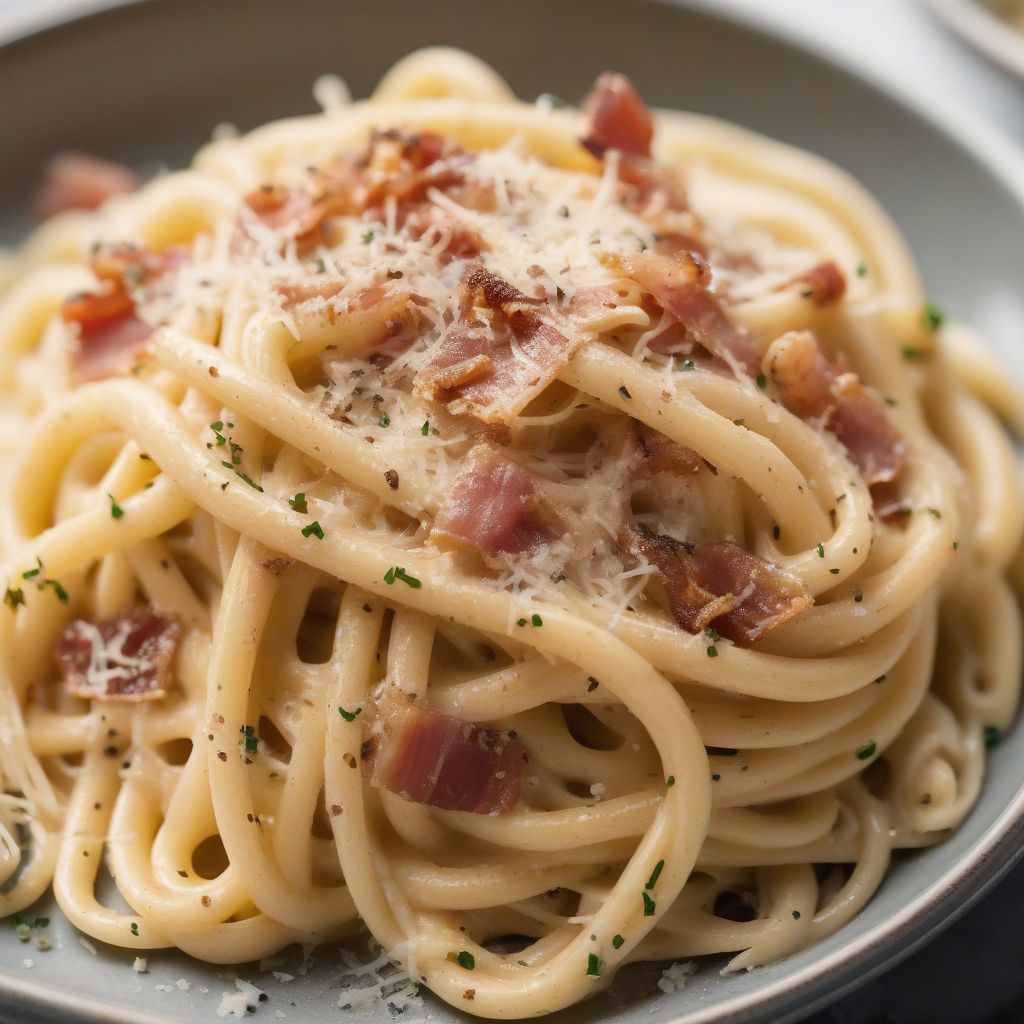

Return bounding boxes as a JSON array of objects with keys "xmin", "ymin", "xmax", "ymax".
[{"xmin": 0, "ymin": 48, "xmax": 1020, "ymax": 1019}]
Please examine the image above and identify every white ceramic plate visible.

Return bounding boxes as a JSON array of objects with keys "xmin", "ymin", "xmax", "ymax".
[
  {"xmin": 923, "ymin": 0, "xmax": 1024, "ymax": 79},
  {"xmin": 1, "ymin": 1, "xmax": 1024, "ymax": 1022}
]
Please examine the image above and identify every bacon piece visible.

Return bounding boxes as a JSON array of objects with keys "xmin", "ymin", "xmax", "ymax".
[
  {"xmin": 403, "ymin": 208, "xmax": 482, "ymax": 260},
  {"xmin": 415, "ymin": 265, "xmax": 582, "ymax": 424},
  {"xmin": 54, "ymin": 606, "xmax": 181, "ymax": 701},
  {"xmin": 61, "ymin": 287, "xmax": 152, "ymax": 382},
  {"xmin": 275, "ymin": 274, "xmax": 347, "ymax": 307},
  {"xmin": 622, "ymin": 525, "xmax": 811, "ymax": 646},
  {"xmin": 363, "ymin": 129, "xmax": 470, "ymax": 208},
  {"xmin": 793, "ymin": 260, "xmax": 846, "ymax": 307},
  {"xmin": 765, "ymin": 331, "xmax": 905, "ymax": 486},
  {"xmin": 582, "ymin": 73, "xmax": 654, "ymax": 159},
  {"xmin": 433, "ymin": 443, "xmax": 559, "ymax": 558},
  {"xmin": 365, "ymin": 695, "xmax": 527, "ymax": 814},
  {"xmin": 243, "ymin": 185, "xmax": 351, "ymax": 250},
  {"xmin": 90, "ymin": 243, "xmax": 188, "ymax": 288},
  {"xmin": 623, "ymin": 250, "xmax": 761, "ymax": 375},
  {"xmin": 33, "ymin": 152, "xmax": 139, "ymax": 218},
  {"xmin": 635, "ymin": 423, "xmax": 703, "ymax": 476}
]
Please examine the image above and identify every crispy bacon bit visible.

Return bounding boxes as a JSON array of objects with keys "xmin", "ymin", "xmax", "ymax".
[
  {"xmin": 623, "ymin": 250, "xmax": 761, "ymax": 374},
  {"xmin": 793, "ymin": 261, "xmax": 846, "ymax": 307},
  {"xmin": 582, "ymin": 72, "xmax": 654, "ymax": 159},
  {"xmin": 622, "ymin": 525, "xmax": 811, "ymax": 646},
  {"xmin": 415, "ymin": 265, "xmax": 581, "ymax": 424},
  {"xmin": 635, "ymin": 423, "xmax": 703, "ymax": 476},
  {"xmin": 433, "ymin": 443, "xmax": 559, "ymax": 558},
  {"xmin": 365, "ymin": 695, "xmax": 527, "ymax": 814},
  {"xmin": 90, "ymin": 243, "xmax": 188, "ymax": 289},
  {"xmin": 33, "ymin": 152, "xmax": 139, "ymax": 218},
  {"xmin": 54, "ymin": 606, "xmax": 181, "ymax": 701},
  {"xmin": 765, "ymin": 331, "xmax": 906, "ymax": 487},
  {"xmin": 61, "ymin": 288, "xmax": 152, "ymax": 382},
  {"xmin": 363, "ymin": 129, "xmax": 470, "ymax": 208}
]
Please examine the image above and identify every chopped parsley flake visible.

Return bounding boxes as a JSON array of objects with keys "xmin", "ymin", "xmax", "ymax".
[
  {"xmin": 109, "ymin": 494, "xmax": 124, "ymax": 519},
  {"xmin": 314, "ymin": 257, "xmax": 327, "ymax": 273},
  {"xmin": 531, "ymin": 613, "xmax": 543, "ymax": 627},
  {"xmin": 448, "ymin": 950, "xmax": 475, "ymax": 970},
  {"xmin": 3, "ymin": 587, "xmax": 25, "ymax": 611},
  {"xmin": 755, "ymin": 373, "xmax": 767, "ymax": 390},
  {"xmin": 379, "ymin": 412, "xmax": 391, "ymax": 428},
  {"xmin": 704, "ymin": 626, "xmax": 722, "ymax": 643},
  {"xmin": 384, "ymin": 566, "xmax": 421, "ymax": 588},
  {"xmin": 642, "ymin": 891, "xmax": 656, "ymax": 916},
  {"xmin": 921, "ymin": 302, "xmax": 945, "ymax": 331},
  {"xmin": 516, "ymin": 617, "xmax": 527, "ymax": 627},
  {"xmin": 586, "ymin": 953, "xmax": 604, "ymax": 977},
  {"xmin": 855, "ymin": 740, "xmax": 877, "ymax": 761},
  {"xmin": 816, "ymin": 543, "xmax": 825, "ymax": 558},
  {"xmin": 901, "ymin": 345, "xmax": 929, "ymax": 362},
  {"xmin": 856, "ymin": 262, "xmax": 867, "ymax": 277},
  {"xmin": 706, "ymin": 645, "xmax": 718, "ymax": 658},
  {"xmin": 645, "ymin": 859, "xmax": 665, "ymax": 890},
  {"xmin": 301, "ymin": 520, "xmax": 325, "ymax": 540},
  {"xmin": 984, "ymin": 724, "xmax": 999, "ymax": 750},
  {"xmin": 676, "ymin": 358, "xmax": 695, "ymax": 371},
  {"xmin": 338, "ymin": 707, "xmax": 361, "ymax": 722},
  {"xmin": 927, "ymin": 508, "xmax": 941, "ymax": 519},
  {"xmin": 362, "ymin": 229, "xmax": 376, "ymax": 245},
  {"xmin": 612, "ymin": 934, "xmax": 624, "ymax": 950},
  {"xmin": 288, "ymin": 493, "xmax": 308, "ymax": 514},
  {"xmin": 666, "ymin": 775, "xmax": 675, "ymax": 788},
  {"xmin": 421, "ymin": 420, "xmax": 430, "ymax": 436},
  {"xmin": 22, "ymin": 560, "xmax": 42, "ymax": 581}
]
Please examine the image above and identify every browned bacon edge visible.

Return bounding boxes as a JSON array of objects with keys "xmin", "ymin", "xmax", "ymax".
[
  {"xmin": 621, "ymin": 524, "xmax": 811, "ymax": 646},
  {"xmin": 764, "ymin": 331, "xmax": 907, "ymax": 515}
]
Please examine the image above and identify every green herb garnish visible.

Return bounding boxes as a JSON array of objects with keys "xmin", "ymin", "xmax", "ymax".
[
  {"xmin": 301, "ymin": 520, "xmax": 325, "ymax": 540},
  {"xmin": 855, "ymin": 741, "xmax": 876, "ymax": 761}
]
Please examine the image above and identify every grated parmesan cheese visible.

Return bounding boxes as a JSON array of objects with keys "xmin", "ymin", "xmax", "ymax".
[{"xmin": 657, "ymin": 960, "xmax": 697, "ymax": 994}]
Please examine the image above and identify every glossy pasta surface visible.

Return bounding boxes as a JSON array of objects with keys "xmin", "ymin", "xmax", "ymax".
[{"xmin": 0, "ymin": 48, "xmax": 1021, "ymax": 1019}]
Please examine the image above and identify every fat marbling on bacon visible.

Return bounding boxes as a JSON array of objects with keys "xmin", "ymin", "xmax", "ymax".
[
  {"xmin": 61, "ymin": 242, "xmax": 188, "ymax": 381},
  {"xmin": 433, "ymin": 443, "xmax": 559, "ymax": 559},
  {"xmin": 622, "ymin": 250, "xmax": 762, "ymax": 375},
  {"xmin": 415, "ymin": 264, "xmax": 582, "ymax": 424},
  {"xmin": 764, "ymin": 330, "xmax": 906, "ymax": 489},
  {"xmin": 33, "ymin": 151, "xmax": 139, "ymax": 219},
  {"xmin": 363, "ymin": 694, "xmax": 527, "ymax": 814},
  {"xmin": 622, "ymin": 524, "xmax": 811, "ymax": 646},
  {"xmin": 54, "ymin": 606, "xmax": 182, "ymax": 701},
  {"xmin": 792, "ymin": 260, "xmax": 847, "ymax": 307}
]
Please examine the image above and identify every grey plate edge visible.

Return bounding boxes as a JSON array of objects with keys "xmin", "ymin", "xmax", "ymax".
[{"xmin": 1, "ymin": 1, "xmax": 1024, "ymax": 1023}]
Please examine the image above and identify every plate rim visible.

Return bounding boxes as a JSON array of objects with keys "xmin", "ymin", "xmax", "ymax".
[
  {"xmin": 920, "ymin": 0, "xmax": 1024, "ymax": 80},
  {"xmin": 1, "ymin": 1, "xmax": 1024, "ymax": 1022}
]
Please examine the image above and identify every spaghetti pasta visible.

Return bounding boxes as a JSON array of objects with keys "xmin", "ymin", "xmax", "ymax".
[{"xmin": 0, "ymin": 47, "xmax": 1021, "ymax": 1019}]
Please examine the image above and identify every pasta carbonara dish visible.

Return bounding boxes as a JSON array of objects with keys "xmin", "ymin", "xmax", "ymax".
[{"xmin": 1, "ymin": 48, "xmax": 1021, "ymax": 1019}]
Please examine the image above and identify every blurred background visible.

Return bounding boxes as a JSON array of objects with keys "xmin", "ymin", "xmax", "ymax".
[{"xmin": 0, "ymin": 1, "xmax": 1022, "ymax": 1022}]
